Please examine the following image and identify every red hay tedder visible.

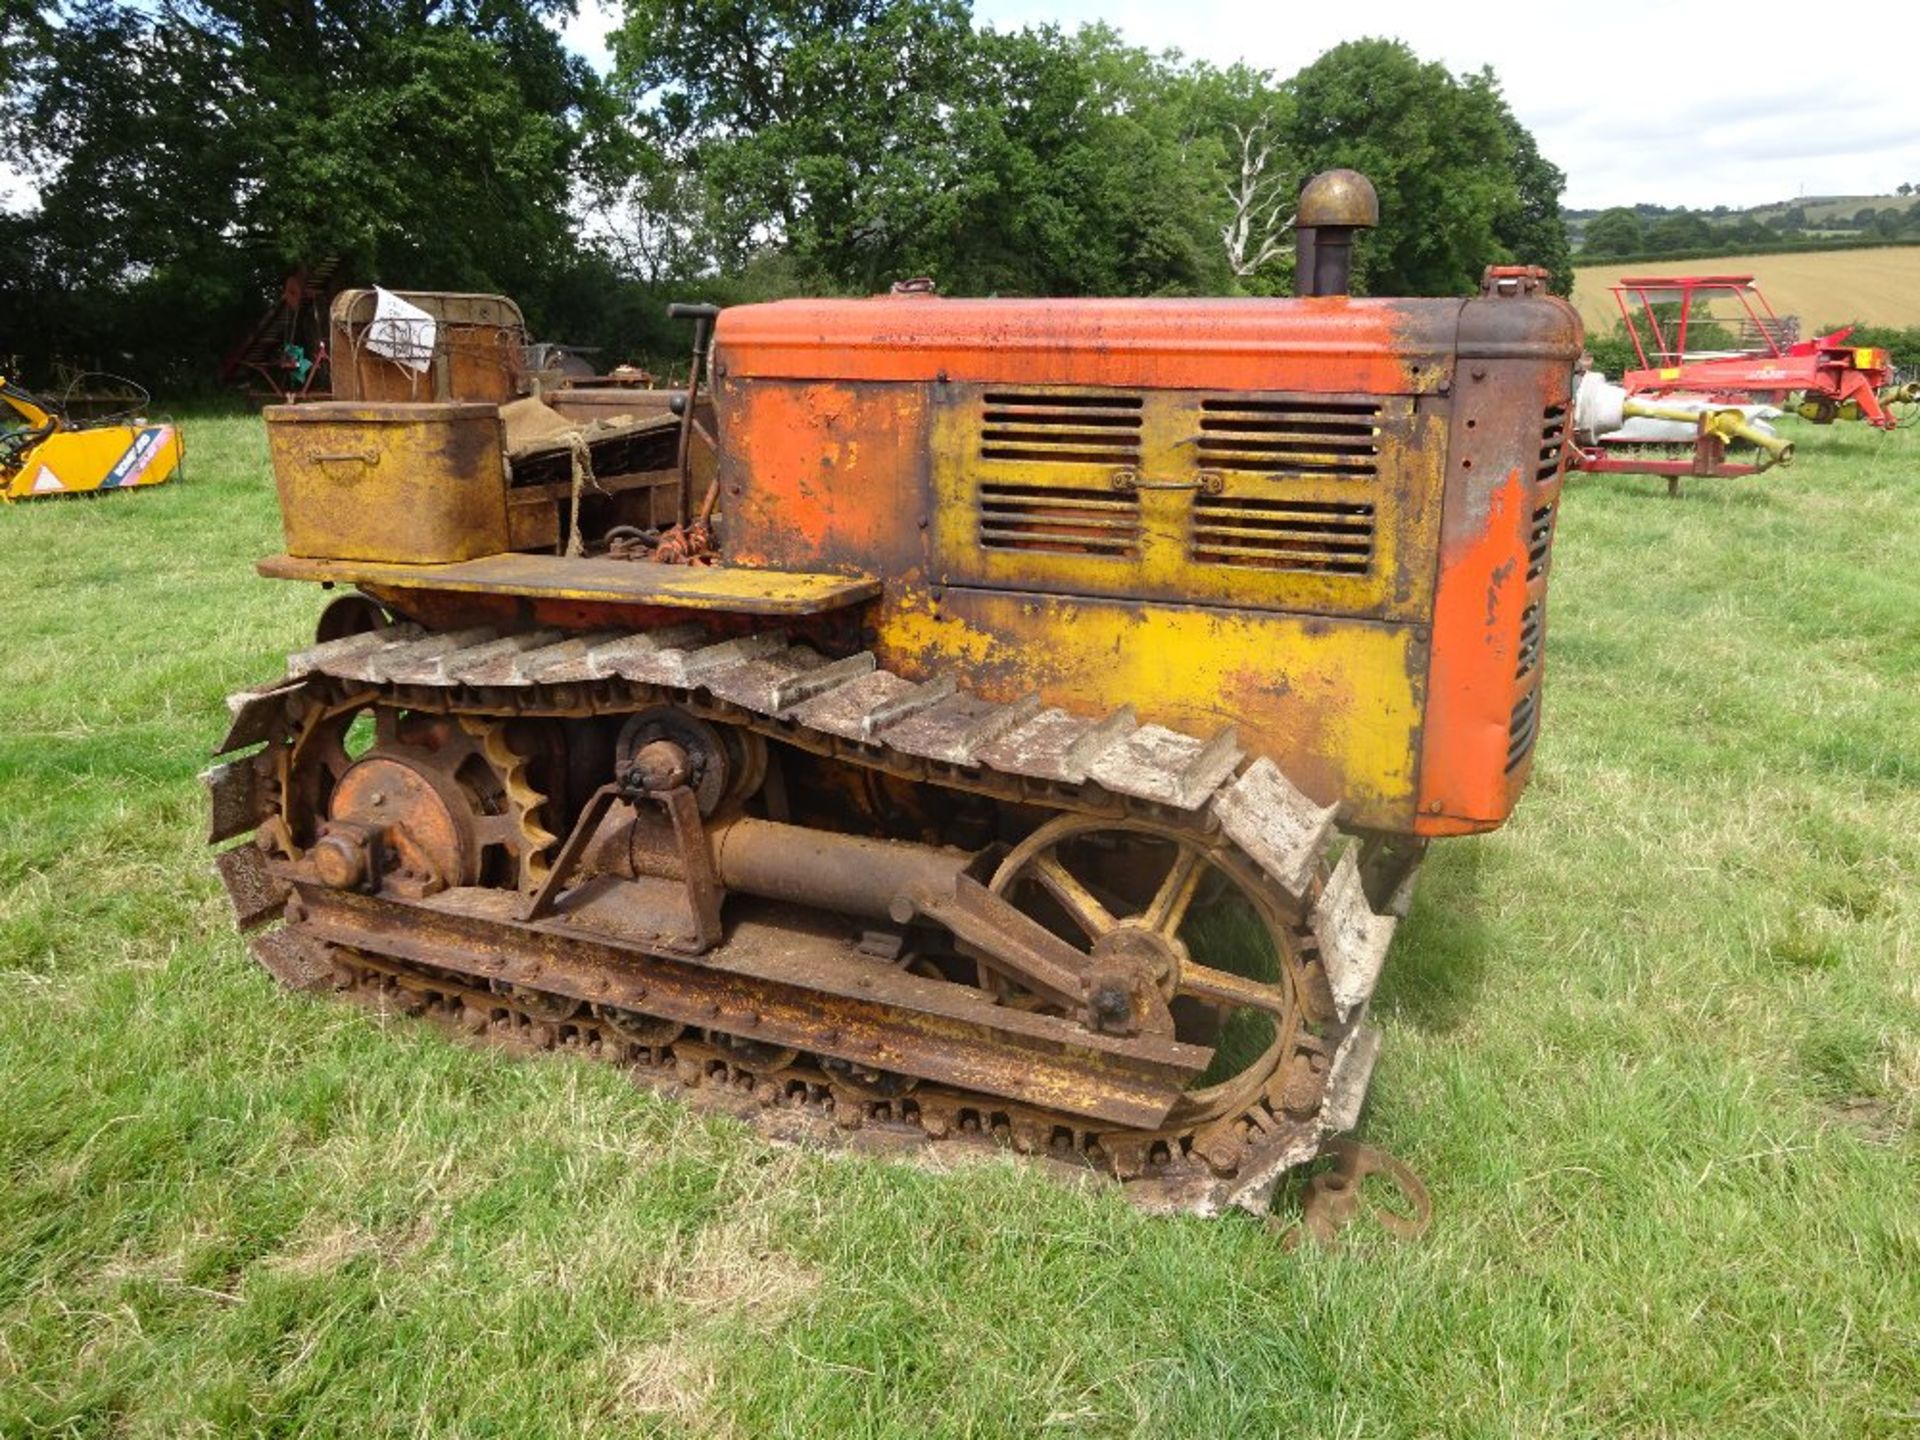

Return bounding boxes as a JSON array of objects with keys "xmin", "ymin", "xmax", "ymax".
[{"xmin": 1610, "ymin": 274, "xmax": 1913, "ymax": 429}]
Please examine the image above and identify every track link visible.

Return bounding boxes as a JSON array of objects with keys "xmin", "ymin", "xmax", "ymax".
[{"xmin": 208, "ymin": 619, "xmax": 1407, "ymax": 1216}]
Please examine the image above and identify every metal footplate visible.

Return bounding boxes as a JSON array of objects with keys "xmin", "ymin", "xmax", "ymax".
[{"xmin": 206, "ymin": 619, "xmax": 1411, "ymax": 1216}]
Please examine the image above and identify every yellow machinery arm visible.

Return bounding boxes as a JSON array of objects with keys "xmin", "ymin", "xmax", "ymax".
[{"xmin": 1, "ymin": 376, "xmax": 58, "ymax": 431}]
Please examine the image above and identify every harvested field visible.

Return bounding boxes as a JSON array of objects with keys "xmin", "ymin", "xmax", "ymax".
[{"xmin": 1573, "ymin": 246, "xmax": 1920, "ymax": 333}]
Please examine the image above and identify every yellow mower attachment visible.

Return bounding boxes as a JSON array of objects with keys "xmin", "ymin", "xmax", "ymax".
[{"xmin": 1, "ymin": 376, "xmax": 184, "ymax": 502}]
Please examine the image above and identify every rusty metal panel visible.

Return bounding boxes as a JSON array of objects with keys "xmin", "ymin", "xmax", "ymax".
[
  {"xmin": 293, "ymin": 883, "xmax": 1206, "ymax": 1128},
  {"xmin": 714, "ymin": 295, "xmax": 1461, "ymax": 393},
  {"xmin": 266, "ymin": 402, "xmax": 509, "ymax": 563},
  {"xmin": 214, "ymin": 843, "xmax": 290, "ymax": 930},
  {"xmin": 716, "ymin": 379, "xmax": 933, "ymax": 581},
  {"xmin": 506, "ymin": 493, "xmax": 561, "ymax": 551},
  {"xmin": 249, "ymin": 927, "xmax": 337, "ymax": 991},
  {"xmin": 328, "ymin": 290, "xmax": 527, "ymax": 403},
  {"xmin": 1413, "ymin": 307, "xmax": 1578, "ymax": 836},
  {"xmin": 204, "ymin": 754, "xmax": 274, "ymax": 844},
  {"xmin": 255, "ymin": 550, "xmax": 881, "ymax": 616},
  {"xmin": 545, "ymin": 388, "xmax": 682, "ymax": 424},
  {"xmin": 215, "ymin": 680, "xmax": 304, "ymax": 755},
  {"xmin": 926, "ymin": 382, "xmax": 1448, "ymax": 622}
]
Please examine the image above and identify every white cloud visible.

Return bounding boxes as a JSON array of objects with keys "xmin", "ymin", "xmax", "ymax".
[{"xmin": 962, "ymin": 0, "xmax": 1920, "ymax": 209}]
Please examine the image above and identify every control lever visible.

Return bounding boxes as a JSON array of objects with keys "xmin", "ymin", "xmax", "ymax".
[{"xmin": 666, "ymin": 302, "xmax": 721, "ymax": 528}]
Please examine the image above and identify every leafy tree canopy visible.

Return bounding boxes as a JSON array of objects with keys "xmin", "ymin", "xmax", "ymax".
[
  {"xmin": 1279, "ymin": 39, "xmax": 1562, "ymax": 295},
  {"xmin": 5, "ymin": 0, "xmax": 1575, "ymax": 382},
  {"xmin": 5, "ymin": 0, "xmax": 596, "ymax": 379},
  {"xmin": 1581, "ymin": 207, "xmax": 1643, "ymax": 257}
]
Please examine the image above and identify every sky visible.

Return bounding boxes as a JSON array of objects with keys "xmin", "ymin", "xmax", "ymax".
[{"xmin": 560, "ymin": 0, "xmax": 1920, "ymax": 212}]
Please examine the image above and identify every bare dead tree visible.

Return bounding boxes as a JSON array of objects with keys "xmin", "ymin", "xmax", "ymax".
[{"xmin": 1222, "ymin": 118, "xmax": 1294, "ymax": 279}]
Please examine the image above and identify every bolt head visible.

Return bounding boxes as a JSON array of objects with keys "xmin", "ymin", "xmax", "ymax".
[{"xmin": 1090, "ymin": 985, "xmax": 1132, "ymax": 1028}]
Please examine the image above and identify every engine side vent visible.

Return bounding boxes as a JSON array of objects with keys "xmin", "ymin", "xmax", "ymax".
[
  {"xmin": 1515, "ymin": 602, "xmax": 1543, "ymax": 680},
  {"xmin": 1195, "ymin": 397, "xmax": 1382, "ymax": 478},
  {"xmin": 1190, "ymin": 495, "xmax": 1375, "ymax": 574},
  {"xmin": 1538, "ymin": 403, "xmax": 1568, "ymax": 482},
  {"xmin": 1527, "ymin": 503, "xmax": 1555, "ymax": 582},
  {"xmin": 978, "ymin": 482, "xmax": 1141, "ymax": 558},
  {"xmin": 980, "ymin": 393, "xmax": 1143, "ymax": 466},
  {"xmin": 1506, "ymin": 689, "xmax": 1540, "ymax": 772}
]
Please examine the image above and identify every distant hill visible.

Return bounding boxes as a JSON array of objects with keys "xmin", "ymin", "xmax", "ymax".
[
  {"xmin": 1566, "ymin": 193, "xmax": 1916, "ymax": 223},
  {"xmin": 1567, "ymin": 192, "xmax": 1920, "ymax": 251},
  {"xmin": 1571, "ymin": 246, "xmax": 1920, "ymax": 333}
]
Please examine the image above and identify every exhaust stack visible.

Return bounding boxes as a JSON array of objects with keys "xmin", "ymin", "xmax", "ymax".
[{"xmin": 1294, "ymin": 169, "xmax": 1379, "ymax": 298}]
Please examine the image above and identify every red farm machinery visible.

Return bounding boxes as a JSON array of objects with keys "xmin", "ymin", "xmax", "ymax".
[{"xmin": 1609, "ymin": 274, "xmax": 1913, "ymax": 428}]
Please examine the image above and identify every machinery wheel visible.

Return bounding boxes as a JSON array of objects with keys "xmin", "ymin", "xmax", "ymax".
[
  {"xmin": 592, "ymin": 1004, "xmax": 685, "ymax": 1047},
  {"xmin": 492, "ymin": 980, "xmax": 580, "ymax": 1023},
  {"xmin": 987, "ymin": 814, "xmax": 1309, "ymax": 1131}
]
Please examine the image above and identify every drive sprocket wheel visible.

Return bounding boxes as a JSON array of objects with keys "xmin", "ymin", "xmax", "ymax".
[{"xmin": 276, "ymin": 698, "xmax": 557, "ymax": 896}]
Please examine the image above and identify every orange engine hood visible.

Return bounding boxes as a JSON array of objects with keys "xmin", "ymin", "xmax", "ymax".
[{"xmin": 713, "ymin": 294, "xmax": 1472, "ymax": 394}]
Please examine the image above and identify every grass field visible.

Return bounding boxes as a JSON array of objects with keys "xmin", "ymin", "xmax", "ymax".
[
  {"xmin": 2, "ymin": 414, "xmax": 1916, "ymax": 1437},
  {"xmin": 1571, "ymin": 246, "xmax": 1920, "ymax": 333}
]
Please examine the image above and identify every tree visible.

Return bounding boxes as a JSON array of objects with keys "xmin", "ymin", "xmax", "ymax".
[
  {"xmin": 606, "ymin": 6, "xmax": 1233, "ymax": 297},
  {"xmin": 608, "ymin": 0, "xmax": 979, "ymax": 282},
  {"xmin": 1581, "ymin": 207, "xmax": 1643, "ymax": 257},
  {"xmin": 1219, "ymin": 116, "xmax": 1292, "ymax": 279},
  {"xmin": 1646, "ymin": 211, "xmax": 1712, "ymax": 253},
  {"xmin": 922, "ymin": 24, "xmax": 1229, "ymax": 296},
  {"xmin": 4, "ymin": 0, "xmax": 596, "ymax": 381},
  {"xmin": 1279, "ymin": 39, "xmax": 1529, "ymax": 295},
  {"xmin": 0, "ymin": 0, "xmax": 46, "ymax": 88}
]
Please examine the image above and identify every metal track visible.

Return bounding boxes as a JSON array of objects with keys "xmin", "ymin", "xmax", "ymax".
[{"xmin": 207, "ymin": 620, "xmax": 1406, "ymax": 1216}]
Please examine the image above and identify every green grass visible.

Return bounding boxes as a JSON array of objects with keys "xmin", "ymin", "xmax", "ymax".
[{"xmin": 1, "ymin": 414, "xmax": 1916, "ymax": 1437}]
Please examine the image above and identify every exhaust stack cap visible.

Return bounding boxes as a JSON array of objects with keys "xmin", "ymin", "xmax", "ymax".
[
  {"xmin": 1295, "ymin": 168, "xmax": 1378, "ymax": 299},
  {"xmin": 1298, "ymin": 169, "xmax": 1379, "ymax": 230}
]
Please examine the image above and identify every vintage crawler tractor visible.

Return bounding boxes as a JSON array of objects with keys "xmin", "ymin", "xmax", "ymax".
[{"xmin": 206, "ymin": 172, "xmax": 1582, "ymax": 1218}]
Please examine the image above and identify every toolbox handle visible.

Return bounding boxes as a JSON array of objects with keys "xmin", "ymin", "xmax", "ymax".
[{"xmin": 314, "ymin": 449, "xmax": 380, "ymax": 467}]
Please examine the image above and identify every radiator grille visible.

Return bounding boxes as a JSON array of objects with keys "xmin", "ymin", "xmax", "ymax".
[
  {"xmin": 1190, "ymin": 495, "xmax": 1375, "ymax": 573},
  {"xmin": 1515, "ymin": 602, "xmax": 1543, "ymax": 680},
  {"xmin": 1538, "ymin": 403, "xmax": 1568, "ymax": 482},
  {"xmin": 1527, "ymin": 503, "xmax": 1555, "ymax": 582},
  {"xmin": 979, "ymin": 393, "xmax": 1143, "ymax": 466},
  {"xmin": 978, "ymin": 482, "xmax": 1141, "ymax": 558},
  {"xmin": 1195, "ymin": 397, "xmax": 1382, "ymax": 478},
  {"xmin": 1507, "ymin": 689, "xmax": 1540, "ymax": 772}
]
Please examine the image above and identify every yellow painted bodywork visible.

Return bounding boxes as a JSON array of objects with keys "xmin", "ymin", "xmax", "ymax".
[
  {"xmin": 258, "ymin": 550, "xmax": 881, "ymax": 615},
  {"xmin": 875, "ymin": 587, "xmax": 1425, "ymax": 827},
  {"xmin": 267, "ymin": 402, "xmax": 510, "ymax": 562},
  {"xmin": 2, "ymin": 423, "xmax": 183, "ymax": 501}
]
